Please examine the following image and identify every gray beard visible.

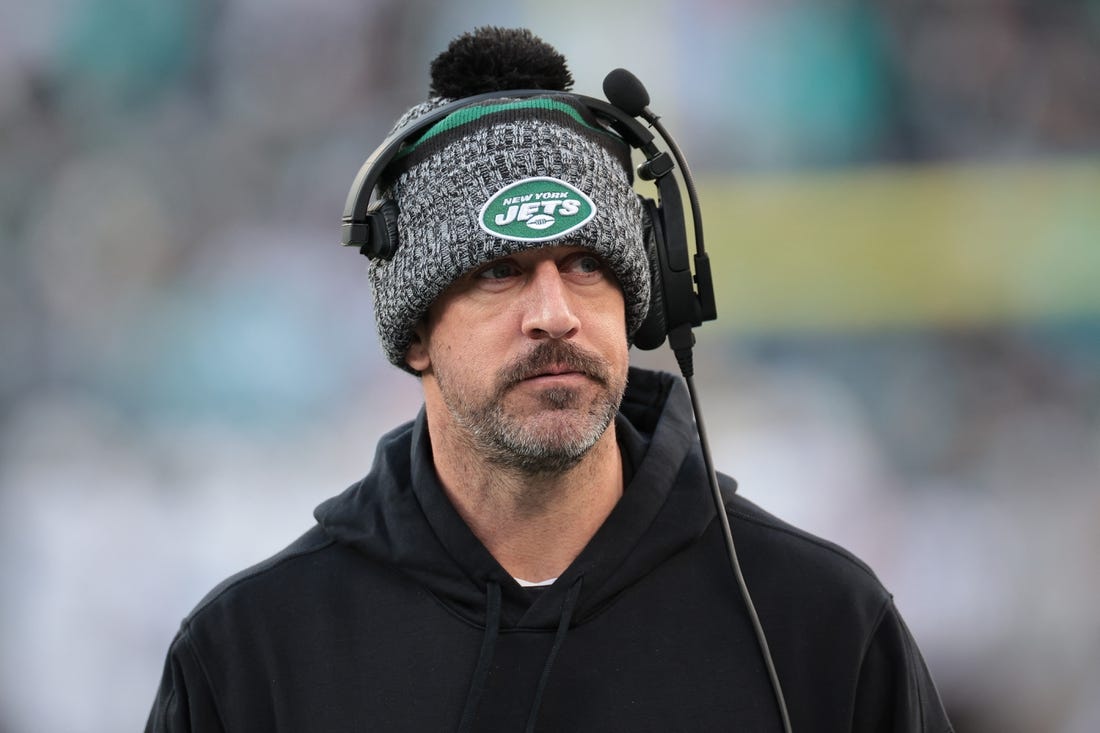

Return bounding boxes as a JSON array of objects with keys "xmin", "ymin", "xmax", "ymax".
[
  {"xmin": 436, "ymin": 341, "xmax": 625, "ymax": 476},
  {"xmin": 453, "ymin": 384, "xmax": 620, "ymax": 475}
]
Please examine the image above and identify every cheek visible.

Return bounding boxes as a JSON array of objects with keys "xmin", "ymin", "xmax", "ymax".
[
  {"xmin": 605, "ymin": 331, "xmax": 631, "ymax": 374},
  {"xmin": 593, "ymin": 295, "xmax": 630, "ymax": 350},
  {"xmin": 430, "ymin": 319, "xmax": 504, "ymax": 376}
]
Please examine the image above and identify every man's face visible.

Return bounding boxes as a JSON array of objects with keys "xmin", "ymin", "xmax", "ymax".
[{"xmin": 406, "ymin": 245, "xmax": 630, "ymax": 475}]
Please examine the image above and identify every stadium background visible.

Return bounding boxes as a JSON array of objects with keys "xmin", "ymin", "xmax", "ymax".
[{"xmin": 1, "ymin": 1, "xmax": 1097, "ymax": 730}]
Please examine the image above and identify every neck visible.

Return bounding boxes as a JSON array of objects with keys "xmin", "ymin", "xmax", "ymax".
[{"xmin": 428, "ymin": 412, "xmax": 623, "ymax": 584}]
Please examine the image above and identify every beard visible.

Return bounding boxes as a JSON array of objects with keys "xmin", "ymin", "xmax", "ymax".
[{"xmin": 434, "ymin": 340, "xmax": 626, "ymax": 476}]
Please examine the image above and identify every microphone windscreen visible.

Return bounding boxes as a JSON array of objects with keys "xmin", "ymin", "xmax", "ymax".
[{"xmin": 603, "ymin": 68, "xmax": 650, "ymax": 117}]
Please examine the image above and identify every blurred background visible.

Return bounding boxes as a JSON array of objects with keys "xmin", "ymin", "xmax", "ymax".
[{"xmin": 1, "ymin": 0, "xmax": 1098, "ymax": 730}]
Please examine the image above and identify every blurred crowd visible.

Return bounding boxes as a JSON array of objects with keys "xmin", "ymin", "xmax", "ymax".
[{"xmin": 0, "ymin": 1, "xmax": 1097, "ymax": 731}]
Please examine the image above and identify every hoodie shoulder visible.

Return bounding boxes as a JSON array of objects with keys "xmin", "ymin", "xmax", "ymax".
[
  {"xmin": 715, "ymin": 480, "xmax": 954, "ymax": 731},
  {"xmin": 716, "ymin": 475, "xmax": 896, "ymax": 649},
  {"xmin": 184, "ymin": 525, "xmax": 337, "ymax": 624},
  {"xmin": 727, "ymin": 485, "xmax": 884, "ymax": 588}
]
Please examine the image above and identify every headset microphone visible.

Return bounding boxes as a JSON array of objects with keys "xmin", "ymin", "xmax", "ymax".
[
  {"xmin": 603, "ymin": 69, "xmax": 716, "ymax": 372},
  {"xmin": 604, "ymin": 68, "xmax": 794, "ymax": 733},
  {"xmin": 602, "ymin": 68, "xmax": 650, "ymax": 117}
]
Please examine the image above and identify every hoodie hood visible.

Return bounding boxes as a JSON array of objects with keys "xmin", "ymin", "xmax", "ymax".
[{"xmin": 315, "ymin": 367, "xmax": 720, "ymax": 630}]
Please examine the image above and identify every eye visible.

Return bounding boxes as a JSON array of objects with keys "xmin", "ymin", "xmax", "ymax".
[
  {"xmin": 563, "ymin": 252, "xmax": 606, "ymax": 279},
  {"xmin": 574, "ymin": 255, "xmax": 602, "ymax": 273},
  {"xmin": 476, "ymin": 261, "xmax": 520, "ymax": 281}
]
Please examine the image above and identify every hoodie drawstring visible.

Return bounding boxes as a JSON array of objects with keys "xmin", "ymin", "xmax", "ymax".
[
  {"xmin": 524, "ymin": 576, "xmax": 583, "ymax": 733},
  {"xmin": 457, "ymin": 580, "xmax": 502, "ymax": 733},
  {"xmin": 456, "ymin": 576, "xmax": 583, "ymax": 733}
]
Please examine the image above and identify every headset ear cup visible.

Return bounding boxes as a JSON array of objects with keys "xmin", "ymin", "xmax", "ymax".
[
  {"xmin": 633, "ymin": 197, "xmax": 668, "ymax": 350},
  {"xmin": 362, "ymin": 199, "xmax": 400, "ymax": 260}
]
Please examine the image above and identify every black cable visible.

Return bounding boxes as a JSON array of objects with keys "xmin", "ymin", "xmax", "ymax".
[
  {"xmin": 652, "ymin": 102, "xmax": 793, "ymax": 733},
  {"xmin": 681, "ymin": 361, "xmax": 793, "ymax": 733},
  {"xmin": 605, "ymin": 67, "xmax": 790, "ymax": 730},
  {"xmin": 642, "ymin": 113, "xmax": 706, "ymax": 256},
  {"xmin": 655, "ymin": 111, "xmax": 792, "ymax": 732}
]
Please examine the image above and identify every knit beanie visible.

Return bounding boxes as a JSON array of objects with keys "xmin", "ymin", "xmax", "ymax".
[{"xmin": 365, "ymin": 27, "xmax": 650, "ymax": 372}]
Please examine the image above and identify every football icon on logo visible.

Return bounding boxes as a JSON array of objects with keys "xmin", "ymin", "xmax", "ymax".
[{"xmin": 526, "ymin": 214, "xmax": 555, "ymax": 230}]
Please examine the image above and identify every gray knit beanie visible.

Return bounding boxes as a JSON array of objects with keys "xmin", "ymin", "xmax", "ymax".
[{"xmin": 366, "ymin": 28, "xmax": 649, "ymax": 372}]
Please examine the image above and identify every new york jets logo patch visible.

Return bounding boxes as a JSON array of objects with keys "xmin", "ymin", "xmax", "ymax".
[{"xmin": 478, "ymin": 177, "xmax": 596, "ymax": 242}]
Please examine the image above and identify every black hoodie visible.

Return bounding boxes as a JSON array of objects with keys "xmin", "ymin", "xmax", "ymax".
[{"xmin": 146, "ymin": 368, "xmax": 952, "ymax": 732}]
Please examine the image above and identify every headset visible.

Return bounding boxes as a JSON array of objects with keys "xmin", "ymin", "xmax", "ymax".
[
  {"xmin": 341, "ymin": 69, "xmax": 716, "ymax": 358},
  {"xmin": 341, "ymin": 69, "xmax": 793, "ymax": 733}
]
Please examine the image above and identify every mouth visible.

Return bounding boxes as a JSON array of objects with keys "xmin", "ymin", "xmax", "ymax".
[
  {"xmin": 521, "ymin": 367, "xmax": 588, "ymax": 384},
  {"xmin": 529, "ymin": 365, "xmax": 585, "ymax": 379},
  {"xmin": 500, "ymin": 342, "xmax": 608, "ymax": 391}
]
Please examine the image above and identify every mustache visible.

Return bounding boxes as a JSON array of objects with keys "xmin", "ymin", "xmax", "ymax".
[{"xmin": 497, "ymin": 340, "xmax": 610, "ymax": 389}]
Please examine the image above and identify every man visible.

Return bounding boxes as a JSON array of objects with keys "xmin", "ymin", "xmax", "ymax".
[{"xmin": 147, "ymin": 27, "xmax": 953, "ymax": 732}]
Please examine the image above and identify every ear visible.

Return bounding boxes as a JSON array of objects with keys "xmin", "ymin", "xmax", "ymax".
[{"xmin": 404, "ymin": 323, "xmax": 431, "ymax": 373}]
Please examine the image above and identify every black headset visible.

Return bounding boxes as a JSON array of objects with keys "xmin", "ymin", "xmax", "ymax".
[
  {"xmin": 341, "ymin": 70, "xmax": 792, "ymax": 732},
  {"xmin": 340, "ymin": 69, "xmax": 716, "ymax": 356}
]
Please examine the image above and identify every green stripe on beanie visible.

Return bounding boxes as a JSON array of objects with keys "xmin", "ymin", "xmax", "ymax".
[{"xmin": 399, "ymin": 98, "xmax": 606, "ymax": 157}]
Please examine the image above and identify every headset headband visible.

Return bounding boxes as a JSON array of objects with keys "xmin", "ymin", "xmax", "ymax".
[{"xmin": 341, "ymin": 89, "xmax": 661, "ymax": 250}]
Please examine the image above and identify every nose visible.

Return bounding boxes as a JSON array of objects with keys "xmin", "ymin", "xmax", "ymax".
[{"xmin": 520, "ymin": 261, "xmax": 581, "ymax": 340}]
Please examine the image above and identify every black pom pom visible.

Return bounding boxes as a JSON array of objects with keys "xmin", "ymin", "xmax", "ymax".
[{"xmin": 429, "ymin": 27, "xmax": 574, "ymax": 99}]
